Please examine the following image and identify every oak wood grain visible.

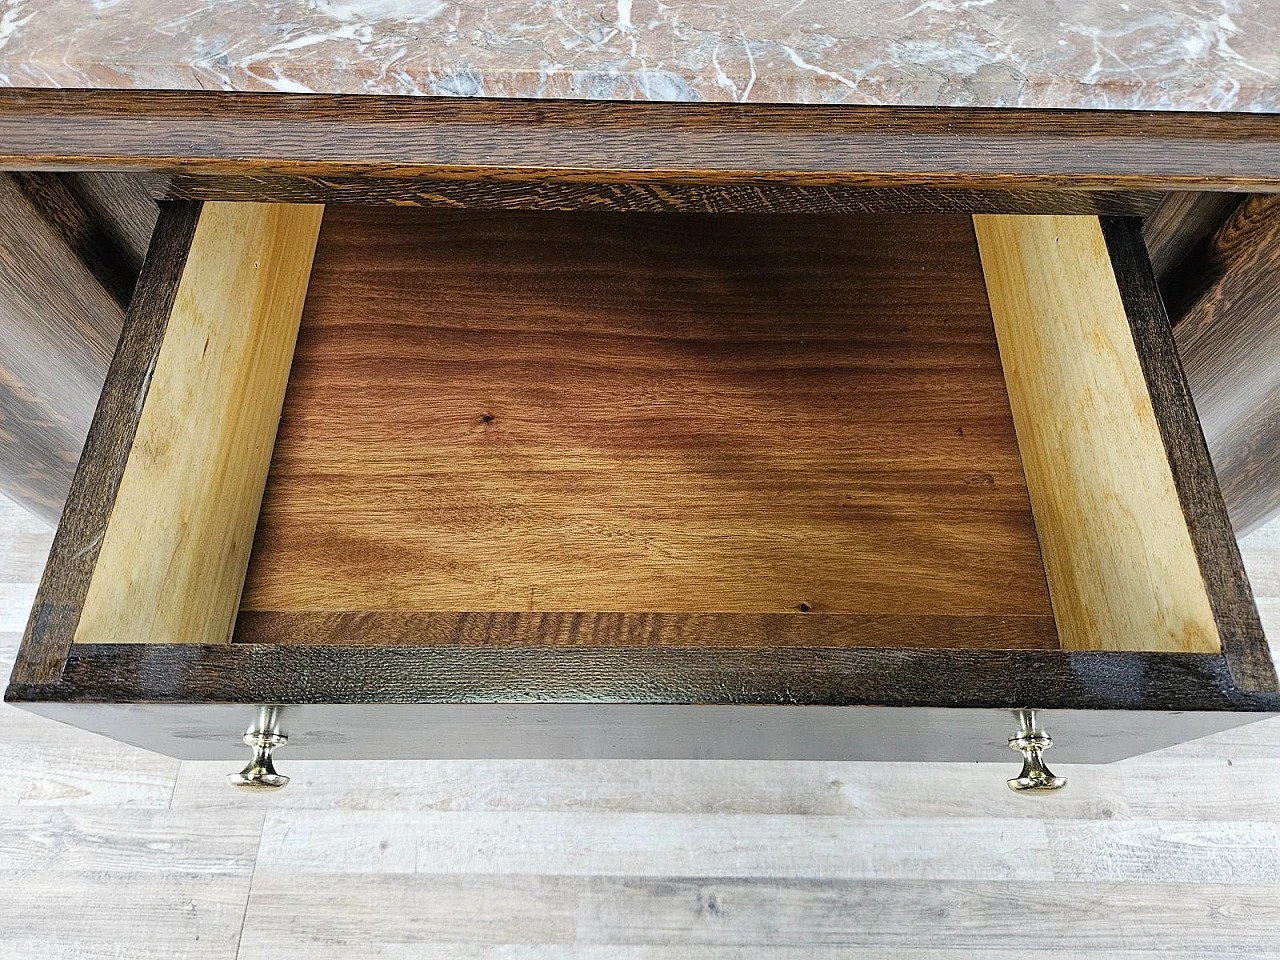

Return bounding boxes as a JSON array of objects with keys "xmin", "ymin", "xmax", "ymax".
[
  {"xmin": 1143, "ymin": 191, "xmax": 1245, "ymax": 297},
  {"xmin": 974, "ymin": 215, "xmax": 1220, "ymax": 655},
  {"xmin": 0, "ymin": 173, "xmax": 128, "ymax": 522},
  {"xmin": 0, "ymin": 89, "xmax": 1279, "ymax": 190},
  {"xmin": 240, "ymin": 208, "xmax": 1052, "ymax": 640},
  {"xmin": 1101, "ymin": 218, "xmax": 1275, "ymax": 691},
  {"xmin": 9, "ymin": 171, "xmax": 157, "ymax": 311},
  {"xmin": 1170, "ymin": 195, "xmax": 1280, "ymax": 537},
  {"xmin": 73, "ymin": 202, "xmax": 323, "ymax": 646},
  {"xmin": 8, "ymin": 203, "xmax": 201, "ymax": 684},
  {"xmin": 143, "ymin": 171, "xmax": 1165, "ymax": 217},
  {"xmin": 233, "ymin": 611, "xmax": 1059, "ymax": 651},
  {"xmin": 20, "ymin": 643, "xmax": 1280, "ymax": 716}
]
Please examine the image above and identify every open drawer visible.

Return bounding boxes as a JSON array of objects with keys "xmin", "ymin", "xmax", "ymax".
[{"xmin": 7, "ymin": 202, "xmax": 1278, "ymax": 788}]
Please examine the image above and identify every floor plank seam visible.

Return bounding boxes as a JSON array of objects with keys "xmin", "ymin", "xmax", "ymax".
[
  {"xmin": 168, "ymin": 759, "xmax": 181, "ymax": 809},
  {"xmin": 234, "ymin": 812, "xmax": 268, "ymax": 959}
]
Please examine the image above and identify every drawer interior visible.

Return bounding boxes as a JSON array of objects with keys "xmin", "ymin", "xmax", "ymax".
[
  {"xmin": 239, "ymin": 208, "xmax": 1053, "ymax": 649},
  {"xmin": 67, "ymin": 203, "xmax": 1236, "ymax": 658}
]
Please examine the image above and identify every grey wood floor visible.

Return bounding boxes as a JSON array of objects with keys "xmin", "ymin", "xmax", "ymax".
[{"xmin": 2, "ymin": 493, "xmax": 1279, "ymax": 959}]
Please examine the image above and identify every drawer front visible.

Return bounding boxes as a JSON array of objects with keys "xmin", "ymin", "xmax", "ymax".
[
  {"xmin": 7, "ymin": 201, "xmax": 1278, "ymax": 764},
  {"xmin": 16, "ymin": 700, "xmax": 1272, "ymax": 765}
]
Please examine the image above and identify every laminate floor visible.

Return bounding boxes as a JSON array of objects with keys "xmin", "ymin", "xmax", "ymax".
[{"xmin": 2, "ymin": 492, "xmax": 1279, "ymax": 959}]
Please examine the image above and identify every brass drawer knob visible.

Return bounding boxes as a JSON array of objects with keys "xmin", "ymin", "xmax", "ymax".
[
  {"xmin": 227, "ymin": 708, "xmax": 290, "ymax": 791},
  {"xmin": 1007, "ymin": 710, "xmax": 1067, "ymax": 792}
]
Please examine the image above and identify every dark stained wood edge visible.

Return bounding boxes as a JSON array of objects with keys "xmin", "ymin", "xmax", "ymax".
[
  {"xmin": 1142, "ymin": 191, "xmax": 1245, "ymax": 298},
  {"xmin": 144, "ymin": 172, "xmax": 1164, "ymax": 216},
  {"xmin": 8, "ymin": 644, "xmax": 1280, "ymax": 714},
  {"xmin": 232, "ymin": 611, "xmax": 1060, "ymax": 650},
  {"xmin": 1144, "ymin": 194, "xmax": 1280, "ymax": 537},
  {"xmin": 9, "ymin": 171, "xmax": 158, "ymax": 310},
  {"xmin": 0, "ymin": 173, "xmax": 126, "ymax": 521},
  {"xmin": 1165, "ymin": 195, "xmax": 1280, "ymax": 537},
  {"xmin": 8, "ymin": 201, "xmax": 202, "ymax": 685},
  {"xmin": 1100, "ymin": 217, "xmax": 1277, "ymax": 692},
  {"xmin": 0, "ymin": 89, "xmax": 1277, "ymax": 189}
]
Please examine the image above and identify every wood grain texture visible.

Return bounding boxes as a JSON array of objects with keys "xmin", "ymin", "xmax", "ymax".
[
  {"xmin": 4, "ymin": 197, "xmax": 320, "ymax": 659},
  {"xmin": 0, "ymin": 802, "xmax": 260, "ymax": 958},
  {"xmin": 1169, "ymin": 195, "xmax": 1280, "ymax": 537},
  {"xmin": 241, "ymin": 208, "xmax": 1051, "ymax": 639},
  {"xmin": 14, "ymin": 643, "xmax": 1280, "ymax": 716},
  {"xmin": 71, "ymin": 202, "xmax": 322, "ymax": 648},
  {"xmin": 244, "ymin": 809, "xmax": 1280, "ymax": 884},
  {"xmin": 1143, "ymin": 191, "xmax": 1245, "ymax": 296},
  {"xmin": 67, "ymin": 172, "xmax": 159, "ymax": 272},
  {"xmin": 8, "ymin": 204, "xmax": 200, "ymax": 683},
  {"xmin": 282, "ymin": 876, "xmax": 1279, "ymax": 951},
  {"xmin": 1, "ymin": 90, "xmax": 1280, "ymax": 190},
  {"xmin": 0, "ymin": 173, "xmax": 128, "ymax": 523},
  {"xmin": 6, "ymin": 503, "xmax": 1280, "ymax": 958},
  {"xmin": 143, "ymin": 172, "xmax": 1165, "ymax": 217},
  {"xmin": 974, "ymin": 215, "xmax": 1220, "ymax": 654},
  {"xmin": 233, "ymin": 612, "xmax": 1059, "ymax": 650},
  {"xmin": 9, "ymin": 171, "xmax": 157, "ymax": 310},
  {"xmin": 1101, "ymin": 218, "xmax": 1276, "ymax": 692}
]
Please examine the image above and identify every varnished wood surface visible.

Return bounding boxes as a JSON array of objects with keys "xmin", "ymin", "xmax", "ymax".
[
  {"xmin": 9, "ymin": 203, "xmax": 202, "ymax": 685},
  {"xmin": 4, "ymin": 496, "xmax": 1280, "ymax": 958},
  {"xmin": 1102, "ymin": 219, "xmax": 1275, "ymax": 690},
  {"xmin": 233, "ymin": 611, "xmax": 1059, "ymax": 650},
  {"xmin": 144, "ymin": 172, "xmax": 1165, "ymax": 217},
  {"xmin": 75, "ymin": 203, "xmax": 323, "ymax": 647},
  {"xmin": 974, "ymin": 216, "xmax": 1220, "ymax": 655},
  {"xmin": 1143, "ymin": 191, "xmax": 1244, "ymax": 297},
  {"xmin": 0, "ymin": 173, "xmax": 133, "ymax": 524},
  {"xmin": 0, "ymin": 171, "xmax": 124, "ymax": 523},
  {"xmin": 1169, "ymin": 195, "xmax": 1280, "ymax": 537},
  {"xmin": 0, "ymin": 172, "xmax": 156, "ymax": 522},
  {"xmin": 16, "ymin": 642, "xmax": 1280, "ymax": 717},
  {"xmin": 242, "ymin": 208, "xmax": 1052, "ymax": 645},
  {"xmin": 9, "ymin": 171, "xmax": 157, "ymax": 310},
  {"xmin": 1, "ymin": 90, "xmax": 1280, "ymax": 190}
]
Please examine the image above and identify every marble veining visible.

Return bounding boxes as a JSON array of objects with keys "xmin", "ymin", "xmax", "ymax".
[{"xmin": 0, "ymin": 0, "xmax": 1277, "ymax": 111}]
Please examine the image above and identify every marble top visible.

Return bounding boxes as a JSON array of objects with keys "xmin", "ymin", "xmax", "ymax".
[{"xmin": 0, "ymin": 1, "xmax": 1276, "ymax": 112}]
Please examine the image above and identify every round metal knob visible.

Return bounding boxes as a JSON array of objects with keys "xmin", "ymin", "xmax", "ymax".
[
  {"xmin": 1007, "ymin": 730, "xmax": 1067, "ymax": 792},
  {"xmin": 227, "ymin": 730, "xmax": 290, "ymax": 791}
]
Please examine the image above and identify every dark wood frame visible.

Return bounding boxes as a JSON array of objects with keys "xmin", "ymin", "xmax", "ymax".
[
  {"xmin": 1145, "ymin": 193, "xmax": 1280, "ymax": 538},
  {"xmin": 5, "ymin": 201, "xmax": 1277, "ymax": 762},
  {"xmin": 0, "ymin": 89, "xmax": 1278, "ymax": 217}
]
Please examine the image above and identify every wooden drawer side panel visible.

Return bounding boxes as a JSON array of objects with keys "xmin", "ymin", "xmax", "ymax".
[
  {"xmin": 11, "ymin": 200, "xmax": 324, "ymax": 685},
  {"xmin": 9, "ymin": 203, "xmax": 202, "ymax": 684},
  {"xmin": 73, "ymin": 201, "xmax": 323, "ymax": 646},
  {"xmin": 1102, "ymin": 216, "xmax": 1276, "ymax": 691},
  {"xmin": 974, "ymin": 214, "xmax": 1221, "ymax": 656}
]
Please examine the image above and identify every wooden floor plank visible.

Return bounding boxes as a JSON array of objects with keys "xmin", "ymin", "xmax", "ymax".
[
  {"xmin": 234, "ymin": 874, "xmax": 1280, "ymax": 950},
  {"xmin": 252, "ymin": 810, "xmax": 1052, "ymax": 881},
  {"xmin": 2, "ymin": 872, "xmax": 251, "ymax": 960},
  {"xmin": 170, "ymin": 748, "xmax": 1280, "ymax": 820},
  {"xmin": 0, "ymin": 774, "xmax": 257, "ymax": 960},
  {"xmin": 234, "ymin": 949, "xmax": 1280, "ymax": 960}
]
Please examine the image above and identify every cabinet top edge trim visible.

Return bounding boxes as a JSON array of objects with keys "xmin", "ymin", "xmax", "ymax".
[{"xmin": 0, "ymin": 90, "xmax": 1279, "ymax": 188}]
